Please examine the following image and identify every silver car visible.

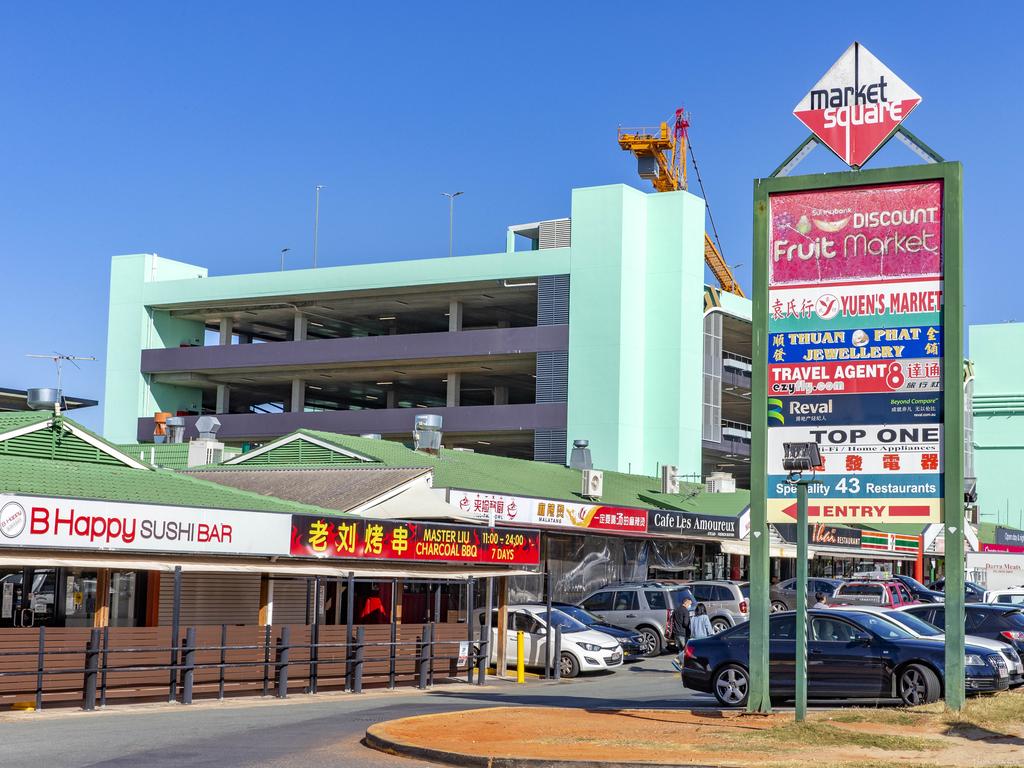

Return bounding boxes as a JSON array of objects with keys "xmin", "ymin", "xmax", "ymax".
[
  {"xmin": 578, "ymin": 581, "xmax": 696, "ymax": 657},
  {"xmin": 683, "ymin": 580, "xmax": 750, "ymax": 633}
]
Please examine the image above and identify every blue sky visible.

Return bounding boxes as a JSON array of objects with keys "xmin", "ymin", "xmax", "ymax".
[{"xmin": 1, "ymin": 3, "xmax": 1021, "ymax": 433}]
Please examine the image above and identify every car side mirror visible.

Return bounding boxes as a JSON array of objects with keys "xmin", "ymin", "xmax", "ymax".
[{"xmin": 852, "ymin": 632, "xmax": 872, "ymax": 645}]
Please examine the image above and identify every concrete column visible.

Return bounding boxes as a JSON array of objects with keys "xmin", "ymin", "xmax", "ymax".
[
  {"xmin": 448, "ymin": 301, "xmax": 463, "ymax": 332},
  {"xmin": 258, "ymin": 575, "xmax": 274, "ymax": 625},
  {"xmin": 506, "ymin": 228, "xmax": 516, "ymax": 253},
  {"xmin": 218, "ymin": 318, "xmax": 232, "ymax": 346},
  {"xmin": 386, "ymin": 390, "xmax": 397, "ymax": 409},
  {"xmin": 237, "ymin": 333, "xmax": 252, "ymax": 344},
  {"xmin": 216, "ymin": 384, "xmax": 230, "ymax": 414},
  {"xmin": 291, "ymin": 378, "xmax": 305, "ymax": 413},
  {"xmin": 446, "ymin": 372, "xmax": 461, "ymax": 407},
  {"xmin": 293, "ymin": 312, "xmax": 308, "ymax": 342},
  {"xmin": 494, "ymin": 385, "xmax": 509, "ymax": 405},
  {"xmin": 495, "ymin": 577, "xmax": 509, "ymax": 677},
  {"xmin": 93, "ymin": 569, "xmax": 111, "ymax": 628}
]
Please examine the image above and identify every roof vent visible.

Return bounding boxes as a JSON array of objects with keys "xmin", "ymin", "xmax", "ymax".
[
  {"xmin": 413, "ymin": 414, "xmax": 443, "ymax": 454},
  {"xmin": 195, "ymin": 415, "xmax": 221, "ymax": 440},
  {"xmin": 360, "ymin": 433, "xmax": 382, "ymax": 440},
  {"xmin": 166, "ymin": 416, "xmax": 186, "ymax": 444},
  {"xmin": 568, "ymin": 439, "xmax": 592, "ymax": 470}
]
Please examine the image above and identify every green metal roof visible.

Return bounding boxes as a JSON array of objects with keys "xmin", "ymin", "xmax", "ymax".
[
  {"xmin": 0, "ymin": 454, "xmax": 348, "ymax": 516},
  {"xmin": 0, "ymin": 410, "xmax": 59, "ymax": 433},
  {"xmin": 232, "ymin": 430, "xmax": 750, "ymax": 518},
  {"xmin": 116, "ymin": 442, "xmax": 241, "ymax": 470}
]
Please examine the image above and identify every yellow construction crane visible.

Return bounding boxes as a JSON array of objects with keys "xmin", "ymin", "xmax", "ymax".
[{"xmin": 618, "ymin": 109, "xmax": 746, "ymax": 298}]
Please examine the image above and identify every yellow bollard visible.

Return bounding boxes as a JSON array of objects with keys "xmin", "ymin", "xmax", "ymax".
[{"xmin": 516, "ymin": 630, "xmax": 525, "ymax": 684}]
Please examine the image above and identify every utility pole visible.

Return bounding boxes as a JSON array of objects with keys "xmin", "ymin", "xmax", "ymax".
[
  {"xmin": 313, "ymin": 185, "xmax": 325, "ymax": 268},
  {"xmin": 442, "ymin": 191, "xmax": 464, "ymax": 258},
  {"xmin": 280, "ymin": 247, "xmax": 290, "ymax": 271}
]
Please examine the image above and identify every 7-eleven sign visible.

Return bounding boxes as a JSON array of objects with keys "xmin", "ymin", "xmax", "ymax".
[{"xmin": 793, "ymin": 42, "xmax": 921, "ymax": 168}]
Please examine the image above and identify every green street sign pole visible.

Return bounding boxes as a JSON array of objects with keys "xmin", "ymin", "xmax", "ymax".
[{"xmin": 795, "ymin": 481, "xmax": 809, "ymax": 721}]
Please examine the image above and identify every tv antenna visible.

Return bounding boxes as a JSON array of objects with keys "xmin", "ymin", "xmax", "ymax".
[{"xmin": 25, "ymin": 352, "xmax": 96, "ymax": 397}]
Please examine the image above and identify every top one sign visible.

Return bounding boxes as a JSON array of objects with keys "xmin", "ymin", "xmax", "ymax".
[{"xmin": 794, "ymin": 42, "xmax": 921, "ymax": 168}]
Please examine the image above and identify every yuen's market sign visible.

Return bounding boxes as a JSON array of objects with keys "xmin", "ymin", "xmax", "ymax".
[
  {"xmin": 793, "ymin": 41, "xmax": 921, "ymax": 168},
  {"xmin": 289, "ymin": 516, "xmax": 541, "ymax": 566}
]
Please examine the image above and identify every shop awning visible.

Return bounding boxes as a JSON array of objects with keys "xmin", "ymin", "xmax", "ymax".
[
  {"xmin": 717, "ymin": 539, "xmax": 812, "ymax": 559},
  {"xmin": 810, "ymin": 546, "xmax": 918, "ymax": 562},
  {"xmin": 0, "ymin": 552, "xmax": 538, "ymax": 580},
  {"xmin": 356, "ymin": 479, "xmax": 477, "ymax": 523}
]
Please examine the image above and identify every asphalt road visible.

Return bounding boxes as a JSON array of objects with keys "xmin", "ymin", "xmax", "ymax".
[{"xmin": 0, "ymin": 655, "xmax": 713, "ymax": 768}]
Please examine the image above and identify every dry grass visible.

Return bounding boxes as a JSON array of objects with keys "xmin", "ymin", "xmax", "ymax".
[{"xmin": 727, "ymin": 721, "xmax": 938, "ymax": 752}]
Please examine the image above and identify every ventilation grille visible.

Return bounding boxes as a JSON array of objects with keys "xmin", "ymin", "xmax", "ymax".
[
  {"xmin": 538, "ymin": 219, "xmax": 571, "ymax": 249},
  {"xmin": 0, "ymin": 428, "xmax": 126, "ymax": 466},
  {"xmin": 534, "ymin": 429, "xmax": 567, "ymax": 464},
  {"xmin": 536, "ymin": 351, "xmax": 568, "ymax": 403},
  {"xmin": 538, "ymin": 274, "xmax": 569, "ymax": 326},
  {"xmin": 240, "ymin": 439, "xmax": 365, "ymax": 466}
]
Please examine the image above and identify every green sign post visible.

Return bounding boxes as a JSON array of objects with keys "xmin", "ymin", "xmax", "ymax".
[{"xmin": 750, "ymin": 161, "xmax": 965, "ymax": 713}]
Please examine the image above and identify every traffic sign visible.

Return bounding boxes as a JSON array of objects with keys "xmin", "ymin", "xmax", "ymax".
[{"xmin": 793, "ymin": 42, "xmax": 921, "ymax": 168}]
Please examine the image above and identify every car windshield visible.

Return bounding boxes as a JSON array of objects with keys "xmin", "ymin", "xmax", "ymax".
[
  {"xmin": 556, "ymin": 605, "xmax": 597, "ymax": 624},
  {"xmin": 739, "ymin": 583, "xmax": 750, "ymax": 598},
  {"xmin": 851, "ymin": 613, "xmax": 915, "ymax": 640},
  {"xmin": 899, "ymin": 576, "xmax": 929, "ymax": 591},
  {"xmin": 887, "ymin": 610, "xmax": 942, "ymax": 637},
  {"xmin": 1002, "ymin": 610, "xmax": 1024, "ymax": 628},
  {"xmin": 670, "ymin": 588, "xmax": 696, "ymax": 608},
  {"xmin": 539, "ymin": 609, "xmax": 588, "ymax": 634}
]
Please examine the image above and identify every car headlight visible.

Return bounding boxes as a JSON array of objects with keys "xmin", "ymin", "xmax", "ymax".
[
  {"xmin": 965, "ymin": 654, "xmax": 986, "ymax": 667},
  {"xmin": 576, "ymin": 642, "xmax": 602, "ymax": 652}
]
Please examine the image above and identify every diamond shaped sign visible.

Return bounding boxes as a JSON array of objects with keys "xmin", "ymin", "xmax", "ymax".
[{"xmin": 793, "ymin": 42, "xmax": 921, "ymax": 168}]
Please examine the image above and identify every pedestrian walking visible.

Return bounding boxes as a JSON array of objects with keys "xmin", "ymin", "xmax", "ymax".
[
  {"xmin": 672, "ymin": 597, "xmax": 692, "ymax": 649},
  {"xmin": 690, "ymin": 603, "xmax": 713, "ymax": 639},
  {"xmin": 813, "ymin": 591, "xmax": 829, "ymax": 609}
]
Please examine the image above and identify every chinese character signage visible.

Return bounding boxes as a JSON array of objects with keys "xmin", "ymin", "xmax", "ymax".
[
  {"xmin": 766, "ymin": 180, "xmax": 945, "ymax": 524},
  {"xmin": 289, "ymin": 516, "xmax": 541, "ymax": 566}
]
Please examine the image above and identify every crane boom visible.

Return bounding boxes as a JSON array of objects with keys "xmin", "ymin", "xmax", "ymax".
[{"xmin": 618, "ymin": 107, "xmax": 744, "ymax": 297}]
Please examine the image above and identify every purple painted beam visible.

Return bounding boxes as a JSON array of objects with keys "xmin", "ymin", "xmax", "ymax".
[
  {"xmin": 142, "ymin": 325, "xmax": 568, "ymax": 373},
  {"xmin": 136, "ymin": 402, "xmax": 568, "ymax": 442}
]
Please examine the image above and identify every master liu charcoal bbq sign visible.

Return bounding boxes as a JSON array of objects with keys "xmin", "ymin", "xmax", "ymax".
[
  {"xmin": 289, "ymin": 516, "xmax": 541, "ymax": 566},
  {"xmin": 765, "ymin": 180, "xmax": 945, "ymax": 524}
]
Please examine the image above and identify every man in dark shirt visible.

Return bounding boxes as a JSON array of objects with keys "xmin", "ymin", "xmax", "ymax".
[{"xmin": 672, "ymin": 597, "xmax": 693, "ymax": 649}]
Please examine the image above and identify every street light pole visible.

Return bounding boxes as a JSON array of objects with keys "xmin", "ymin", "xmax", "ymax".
[
  {"xmin": 794, "ymin": 479, "xmax": 809, "ymax": 722},
  {"xmin": 280, "ymin": 247, "xmax": 291, "ymax": 271},
  {"xmin": 313, "ymin": 185, "xmax": 325, "ymax": 268},
  {"xmin": 442, "ymin": 191, "xmax": 464, "ymax": 258}
]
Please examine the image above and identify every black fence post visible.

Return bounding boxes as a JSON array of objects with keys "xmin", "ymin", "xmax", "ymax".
[
  {"xmin": 100, "ymin": 627, "xmax": 109, "ymax": 708},
  {"xmin": 433, "ymin": 583, "xmax": 442, "ymax": 624},
  {"xmin": 544, "ymin": 572, "xmax": 553, "ymax": 679},
  {"xmin": 479, "ymin": 577, "xmax": 492, "ymax": 685},
  {"xmin": 553, "ymin": 626, "xmax": 562, "ymax": 682},
  {"xmin": 218, "ymin": 624, "xmax": 227, "ymax": 700},
  {"xmin": 261, "ymin": 625, "xmax": 271, "ymax": 697},
  {"xmin": 353, "ymin": 626, "xmax": 365, "ymax": 694},
  {"xmin": 417, "ymin": 625, "xmax": 430, "ymax": 690},
  {"xmin": 428, "ymin": 620, "xmax": 436, "ymax": 688},
  {"xmin": 35, "ymin": 626, "xmax": 45, "ymax": 712},
  {"xmin": 466, "ymin": 578, "xmax": 475, "ymax": 684},
  {"xmin": 345, "ymin": 572, "xmax": 354, "ymax": 692},
  {"xmin": 388, "ymin": 578, "xmax": 397, "ymax": 690},
  {"xmin": 168, "ymin": 565, "xmax": 182, "ymax": 703},
  {"xmin": 182, "ymin": 627, "xmax": 196, "ymax": 705},
  {"xmin": 82, "ymin": 629, "xmax": 100, "ymax": 711},
  {"xmin": 277, "ymin": 625, "xmax": 291, "ymax": 699},
  {"xmin": 310, "ymin": 576, "xmax": 321, "ymax": 695}
]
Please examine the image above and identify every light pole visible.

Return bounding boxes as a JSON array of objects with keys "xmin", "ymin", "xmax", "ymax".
[
  {"xmin": 442, "ymin": 191, "xmax": 464, "ymax": 258},
  {"xmin": 280, "ymin": 247, "xmax": 291, "ymax": 271},
  {"xmin": 313, "ymin": 185, "xmax": 325, "ymax": 268}
]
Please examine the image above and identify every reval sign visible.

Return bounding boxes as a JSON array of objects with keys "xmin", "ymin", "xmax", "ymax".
[{"xmin": 793, "ymin": 42, "xmax": 921, "ymax": 168}]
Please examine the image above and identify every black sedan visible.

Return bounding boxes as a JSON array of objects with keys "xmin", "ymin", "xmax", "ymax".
[
  {"xmin": 927, "ymin": 578, "xmax": 986, "ymax": 603},
  {"xmin": 892, "ymin": 575, "xmax": 945, "ymax": 603},
  {"xmin": 902, "ymin": 603, "xmax": 1024, "ymax": 656},
  {"xmin": 552, "ymin": 602, "xmax": 646, "ymax": 659},
  {"xmin": 681, "ymin": 609, "xmax": 1009, "ymax": 707}
]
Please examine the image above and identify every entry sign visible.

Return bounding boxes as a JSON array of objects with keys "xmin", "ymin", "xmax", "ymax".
[
  {"xmin": 793, "ymin": 42, "xmax": 921, "ymax": 168},
  {"xmin": 766, "ymin": 179, "xmax": 945, "ymax": 524}
]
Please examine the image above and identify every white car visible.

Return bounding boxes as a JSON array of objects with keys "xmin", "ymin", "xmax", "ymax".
[
  {"xmin": 478, "ymin": 604, "xmax": 624, "ymax": 678},
  {"xmin": 984, "ymin": 589, "xmax": 1024, "ymax": 606},
  {"xmin": 844, "ymin": 604, "xmax": 1024, "ymax": 686}
]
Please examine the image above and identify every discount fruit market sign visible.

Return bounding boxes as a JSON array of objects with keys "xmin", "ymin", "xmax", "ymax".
[{"xmin": 793, "ymin": 42, "xmax": 921, "ymax": 168}]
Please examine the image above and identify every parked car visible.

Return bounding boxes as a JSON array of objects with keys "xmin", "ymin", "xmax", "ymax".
[
  {"xmin": 681, "ymin": 609, "xmax": 1009, "ymax": 707},
  {"xmin": 840, "ymin": 605, "xmax": 1023, "ymax": 688},
  {"xmin": 900, "ymin": 603, "xmax": 1024, "ymax": 657},
  {"xmin": 891, "ymin": 575, "xmax": 945, "ymax": 603},
  {"xmin": 680, "ymin": 581, "xmax": 749, "ymax": 633},
  {"xmin": 552, "ymin": 602, "xmax": 645, "ymax": 659},
  {"xmin": 830, "ymin": 580, "xmax": 918, "ymax": 608},
  {"xmin": 927, "ymin": 578, "xmax": 986, "ymax": 603},
  {"xmin": 769, "ymin": 578, "xmax": 844, "ymax": 612},
  {"xmin": 478, "ymin": 605, "xmax": 623, "ymax": 678},
  {"xmin": 578, "ymin": 582, "xmax": 696, "ymax": 657},
  {"xmin": 984, "ymin": 589, "xmax": 1024, "ymax": 606}
]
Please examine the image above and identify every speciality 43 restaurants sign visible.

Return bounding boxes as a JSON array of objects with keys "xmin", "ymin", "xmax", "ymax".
[{"xmin": 759, "ymin": 46, "xmax": 960, "ymax": 526}]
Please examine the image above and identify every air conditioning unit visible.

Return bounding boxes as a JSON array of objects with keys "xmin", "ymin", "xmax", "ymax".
[
  {"xmin": 705, "ymin": 472, "xmax": 736, "ymax": 494},
  {"xmin": 581, "ymin": 469, "xmax": 603, "ymax": 499},
  {"xmin": 661, "ymin": 464, "xmax": 679, "ymax": 494}
]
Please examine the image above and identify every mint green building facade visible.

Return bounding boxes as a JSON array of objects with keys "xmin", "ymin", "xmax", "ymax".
[{"xmin": 104, "ymin": 184, "xmax": 750, "ymax": 481}]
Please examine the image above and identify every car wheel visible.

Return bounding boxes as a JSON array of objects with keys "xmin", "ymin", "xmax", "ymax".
[
  {"xmin": 560, "ymin": 652, "xmax": 580, "ymax": 679},
  {"xmin": 713, "ymin": 664, "xmax": 750, "ymax": 707},
  {"xmin": 771, "ymin": 601, "xmax": 788, "ymax": 613},
  {"xmin": 711, "ymin": 618, "xmax": 731, "ymax": 634},
  {"xmin": 898, "ymin": 664, "xmax": 940, "ymax": 707},
  {"xmin": 637, "ymin": 627, "xmax": 663, "ymax": 657}
]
